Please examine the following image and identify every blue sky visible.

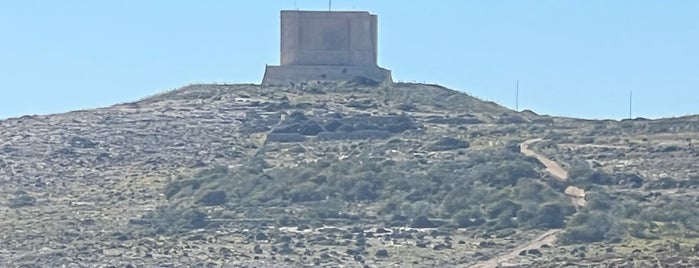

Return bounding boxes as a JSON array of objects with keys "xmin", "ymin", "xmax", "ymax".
[{"xmin": 1, "ymin": 1, "xmax": 697, "ymax": 120}]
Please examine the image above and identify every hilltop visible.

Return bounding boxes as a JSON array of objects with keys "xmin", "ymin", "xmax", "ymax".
[{"xmin": 1, "ymin": 82, "xmax": 698, "ymax": 267}]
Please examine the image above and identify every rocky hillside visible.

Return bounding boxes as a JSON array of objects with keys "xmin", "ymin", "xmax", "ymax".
[{"xmin": 1, "ymin": 81, "xmax": 698, "ymax": 267}]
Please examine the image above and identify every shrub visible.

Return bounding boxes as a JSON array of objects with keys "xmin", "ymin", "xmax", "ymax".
[
  {"xmin": 265, "ymin": 133, "xmax": 307, "ymax": 143},
  {"xmin": 272, "ymin": 121, "xmax": 324, "ymax": 136},
  {"xmin": 347, "ymin": 180, "xmax": 380, "ymax": 201},
  {"xmin": 495, "ymin": 212, "xmax": 518, "ymax": 230},
  {"xmin": 515, "ymin": 201, "xmax": 570, "ymax": 229},
  {"xmin": 411, "ymin": 215, "xmax": 436, "ymax": 228},
  {"xmin": 288, "ymin": 182, "xmax": 324, "ymax": 202},
  {"xmin": 185, "ymin": 209, "xmax": 208, "ymax": 229},
  {"xmin": 401, "ymin": 201, "xmax": 432, "ymax": 218},
  {"xmin": 317, "ymin": 130, "xmax": 393, "ymax": 141},
  {"xmin": 152, "ymin": 147, "xmax": 569, "ymax": 232},
  {"xmin": 514, "ymin": 179, "xmax": 557, "ymax": 203},
  {"xmin": 584, "ymin": 189, "xmax": 613, "ymax": 211},
  {"xmin": 638, "ymin": 197, "xmax": 697, "ymax": 223},
  {"xmin": 559, "ymin": 211, "xmax": 622, "ymax": 244},
  {"xmin": 8, "ymin": 191, "xmax": 36, "ymax": 208},
  {"xmin": 397, "ymin": 103, "xmax": 417, "ymax": 112},
  {"xmin": 534, "ymin": 203, "xmax": 569, "ymax": 228},
  {"xmin": 197, "ymin": 190, "xmax": 227, "ymax": 206},
  {"xmin": 426, "ymin": 137, "xmax": 470, "ymax": 151},
  {"xmin": 452, "ymin": 210, "xmax": 486, "ymax": 228},
  {"xmin": 586, "ymin": 171, "xmax": 616, "ymax": 185},
  {"xmin": 145, "ymin": 205, "xmax": 209, "ymax": 234},
  {"xmin": 486, "ymin": 199, "xmax": 521, "ymax": 219},
  {"xmin": 516, "ymin": 206, "xmax": 537, "ymax": 226},
  {"xmin": 481, "ymin": 160, "xmax": 539, "ymax": 187},
  {"xmin": 442, "ymin": 187, "xmax": 474, "ymax": 216}
]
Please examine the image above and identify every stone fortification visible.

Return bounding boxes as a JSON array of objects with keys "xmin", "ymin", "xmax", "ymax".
[{"xmin": 262, "ymin": 10, "xmax": 392, "ymax": 85}]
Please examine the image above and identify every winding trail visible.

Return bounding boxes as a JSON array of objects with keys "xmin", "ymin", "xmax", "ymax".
[
  {"xmin": 520, "ymin": 138, "xmax": 586, "ymax": 207},
  {"xmin": 520, "ymin": 138, "xmax": 568, "ymax": 180},
  {"xmin": 471, "ymin": 139, "xmax": 586, "ymax": 268}
]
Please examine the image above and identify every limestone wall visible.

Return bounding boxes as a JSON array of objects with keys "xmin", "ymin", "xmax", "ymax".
[
  {"xmin": 262, "ymin": 65, "xmax": 392, "ymax": 86},
  {"xmin": 262, "ymin": 10, "xmax": 391, "ymax": 85},
  {"xmin": 280, "ymin": 11, "xmax": 378, "ymax": 66}
]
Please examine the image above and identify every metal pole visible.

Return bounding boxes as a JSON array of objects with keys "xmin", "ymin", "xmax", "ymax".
[
  {"xmin": 329, "ymin": 0, "xmax": 332, "ymax": 11},
  {"xmin": 516, "ymin": 80, "xmax": 519, "ymax": 111},
  {"xmin": 629, "ymin": 90, "xmax": 633, "ymax": 119}
]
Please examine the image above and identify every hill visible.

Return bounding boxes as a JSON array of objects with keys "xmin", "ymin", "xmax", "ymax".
[{"xmin": 1, "ymin": 82, "xmax": 698, "ymax": 267}]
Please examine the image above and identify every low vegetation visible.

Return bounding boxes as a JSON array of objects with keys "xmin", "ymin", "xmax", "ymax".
[
  {"xmin": 7, "ymin": 190, "xmax": 36, "ymax": 208},
  {"xmin": 560, "ymin": 171, "xmax": 699, "ymax": 244},
  {"xmin": 143, "ymin": 148, "xmax": 575, "ymax": 235}
]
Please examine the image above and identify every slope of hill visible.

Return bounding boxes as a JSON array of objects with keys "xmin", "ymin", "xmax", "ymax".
[{"xmin": 1, "ymin": 82, "xmax": 698, "ymax": 267}]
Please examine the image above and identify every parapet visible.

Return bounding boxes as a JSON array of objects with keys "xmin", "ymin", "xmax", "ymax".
[{"xmin": 262, "ymin": 10, "xmax": 392, "ymax": 85}]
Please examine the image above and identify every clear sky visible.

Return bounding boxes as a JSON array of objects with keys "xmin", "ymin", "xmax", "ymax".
[{"xmin": 1, "ymin": 1, "xmax": 697, "ymax": 120}]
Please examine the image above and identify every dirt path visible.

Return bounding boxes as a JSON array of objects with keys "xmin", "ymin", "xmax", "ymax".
[
  {"xmin": 520, "ymin": 139, "xmax": 586, "ymax": 207},
  {"xmin": 520, "ymin": 139, "xmax": 568, "ymax": 181},
  {"xmin": 471, "ymin": 229, "xmax": 561, "ymax": 268},
  {"xmin": 471, "ymin": 139, "xmax": 586, "ymax": 267}
]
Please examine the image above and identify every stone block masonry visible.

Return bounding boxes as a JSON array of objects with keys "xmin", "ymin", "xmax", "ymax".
[{"xmin": 262, "ymin": 10, "xmax": 392, "ymax": 85}]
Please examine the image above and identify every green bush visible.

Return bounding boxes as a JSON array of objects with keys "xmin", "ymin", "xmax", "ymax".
[
  {"xmin": 535, "ymin": 203, "xmax": 569, "ymax": 228},
  {"xmin": 472, "ymin": 159, "xmax": 538, "ymax": 187},
  {"xmin": 150, "ymin": 148, "xmax": 572, "ymax": 232},
  {"xmin": 638, "ymin": 197, "xmax": 697, "ymax": 223},
  {"xmin": 486, "ymin": 199, "xmax": 521, "ymax": 219},
  {"xmin": 452, "ymin": 210, "xmax": 486, "ymax": 228},
  {"xmin": 426, "ymin": 137, "xmax": 470, "ymax": 151},
  {"xmin": 145, "ymin": 205, "xmax": 209, "ymax": 234},
  {"xmin": 514, "ymin": 179, "xmax": 558, "ymax": 203},
  {"xmin": 197, "ymin": 190, "xmax": 227, "ymax": 206},
  {"xmin": 441, "ymin": 182, "xmax": 492, "ymax": 216},
  {"xmin": 559, "ymin": 211, "xmax": 622, "ymax": 244},
  {"xmin": 347, "ymin": 180, "xmax": 380, "ymax": 201},
  {"xmin": 583, "ymin": 189, "xmax": 613, "ymax": 210},
  {"xmin": 8, "ymin": 191, "xmax": 36, "ymax": 208},
  {"xmin": 288, "ymin": 182, "xmax": 324, "ymax": 202}
]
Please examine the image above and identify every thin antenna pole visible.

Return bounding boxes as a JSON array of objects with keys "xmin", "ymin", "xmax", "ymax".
[
  {"xmin": 516, "ymin": 80, "xmax": 519, "ymax": 112},
  {"xmin": 329, "ymin": 0, "xmax": 332, "ymax": 11},
  {"xmin": 294, "ymin": 0, "xmax": 297, "ymax": 10},
  {"xmin": 629, "ymin": 90, "xmax": 633, "ymax": 119}
]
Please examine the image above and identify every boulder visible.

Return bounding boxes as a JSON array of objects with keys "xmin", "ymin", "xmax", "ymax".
[
  {"xmin": 197, "ymin": 191, "xmax": 227, "ymax": 206},
  {"xmin": 411, "ymin": 216, "xmax": 436, "ymax": 228},
  {"xmin": 375, "ymin": 249, "xmax": 389, "ymax": 258}
]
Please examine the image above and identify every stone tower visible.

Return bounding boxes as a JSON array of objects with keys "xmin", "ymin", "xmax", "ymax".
[{"xmin": 262, "ymin": 10, "xmax": 392, "ymax": 85}]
